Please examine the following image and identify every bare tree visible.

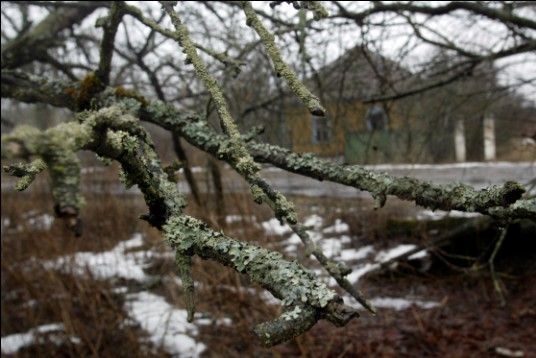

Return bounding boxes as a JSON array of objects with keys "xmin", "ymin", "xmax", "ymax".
[{"xmin": 1, "ymin": 1, "xmax": 535, "ymax": 346}]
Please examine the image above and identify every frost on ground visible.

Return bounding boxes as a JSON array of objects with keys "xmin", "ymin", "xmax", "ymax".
[
  {"xmin": 125, "ymin": 291, "xmax": 206, "ymax": 357},
  {"xmin": 1, "ymin": 323, "xmax": 80, "ymax": 355}
]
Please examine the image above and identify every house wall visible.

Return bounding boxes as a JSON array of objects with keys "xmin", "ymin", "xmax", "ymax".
[
  {"xmin": 284, "ymin": 100, "xmax": 409, "ymax": 159},
  {"xmin": 285, "ymin": 101, "xmax": 367, "ymax": 156}
]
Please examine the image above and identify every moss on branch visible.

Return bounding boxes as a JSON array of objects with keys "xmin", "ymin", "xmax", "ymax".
[
  {"xmin": 64, "ymin": 72, "xmax": 104, "ymax": 110},
  {"xmin": 175, "ymin": 251, "xmax": 196, "ymax": 322}
]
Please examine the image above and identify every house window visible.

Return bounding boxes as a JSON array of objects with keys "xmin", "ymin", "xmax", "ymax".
[
  {"xmin": 365, "ymin": 105, "xmax": 389, "ymax": 131},
  {"xmin": 311, "ymin": 115, "xmax": 331, "ymax": 144}
]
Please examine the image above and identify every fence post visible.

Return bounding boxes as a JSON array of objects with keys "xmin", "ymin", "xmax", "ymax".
[
  {"xmin": 454, "ymin": 119, "xmax": 466, "ymax": 162},
  {"xmin": 483, "ymin": 116, "xmax": 496, "ymax": 161}
]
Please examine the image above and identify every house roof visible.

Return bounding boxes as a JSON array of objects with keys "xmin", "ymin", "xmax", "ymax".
[{"xmin": 283, "ymin": 45, "xmax": 412, "ymax": 108}]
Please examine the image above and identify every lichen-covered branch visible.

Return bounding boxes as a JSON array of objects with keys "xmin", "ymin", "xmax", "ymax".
[
  {"xmin": 160, "ymin": 2, "xmax": 298, "ymax": 225},
  {"xmin": 3, "ymin": 159, "xmax": 46, "ymax": 191},
  {"xmin": 121, "ymin": 3, "xmax": 244, "ymax": 75},
  {"xmin": 137, "ymin": 77, "xmax": 371, "ymax": 309},
  {"xmin": 253, "ymin": 305, "xmax": 318, "ymax": 347},
  {"xmin": 2, "ymin": 106, "xmax": 358, "ymax": 345},
  {"xmin": 290, "ymin": 224, "xmax": 376, "ymax": 314},
  {"xmin": 164, "ymin": 215, "xmax": 357, "ymax": 346},
  {"xmin": 2, "ymin": 124, "xmax": 84, "ymax": 231},
  {"xmin": 240, "ymin": 1, "xmax": 326, "ymax": 116},
  {"xmin": 160, "ymin": 2, "xmax": 256, "ymax": 165},
  {"xmin": 246, "ymin": 141, "xmax": 531, "ymax": 219},
  {"xmin": 155, "ymin": 3, "xmax": 363, "ymax": 306},
  {"xmin": 487, "ymin": 199, "xmax": 536, "ymax": 222},
  {"xmin": 140, "ymin": 101, "xmax": 531, "ymax": 220},
  {"xmin": 175, "ymin": 251, "xmax": 196, "ymax": 322},
  {"xmin": 2, "ymin": 70, "xmax": 532, "ymax": 221}
]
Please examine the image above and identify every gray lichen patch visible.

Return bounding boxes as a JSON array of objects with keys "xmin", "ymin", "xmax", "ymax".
[
  {"xmin": 247, "ymin": 140, "xmax": 531, "ymax": 219},
  {"xmin": 164, "ymin": 215, "xmax": 338, "ymax": 309},
  {"xmin": 253, "ymin": 305, "xmax": 318, "ymax": 347},
  {"xmin": 2, "ymin": 122, "xmax": 89, "ymax": 214},
  {"xmin": 488, "ymin": 198, "xmax": 536, "ymax": 221},
  {"xmin": 175, "ymin": 251, "xmax": 196, "ymax": 322},
  {"xmin": 163, "ymin": 214, "xmax": 359, "ymax": 345}
]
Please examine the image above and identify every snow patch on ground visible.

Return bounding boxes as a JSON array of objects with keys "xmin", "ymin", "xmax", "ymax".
[
  {"xmin": 320, "ymin": 238, "xmax": 343, "ymax": 257},
  {"xmin": 225, "ymin": 215, "xmax": 256, "ymax": 224},
  {"xmin": 369, "ymin": 297, "xmax": 440, "ymax": 310},
  {"xmin": 345, "ymin": 263, "xmax": 380, "ymax": 284},
  {"xmin": 375, "ymin": 244, "xmax": 419, "ymax": 262},
  {"xmin": 304, "ymin": 214, "xmax": 323, "ymax": 230},
  {"xmin": 323, "ymin": 219, "xmax": 349, "ymax": 234},
  {"xmin": 196, "ymin": 316, "xmax": 233, "ymax": 327},
  {"xmin": 275, "ymin": 217, "xmax": 352, "ymax": 255},
  {"xmin": 1, "ymin": 323, "xmax": 80, "ymax": 355},
  {"xmin": 261, "ymin": 218, "xmax": 292, "ymax": 236},
  {"xmin": 27, "ymin": 214, "xmax": 54, "ymax": 230},
  {"xmin": 339, "ymin": 245, "xmax": 375, "ymax": 262},
  {"xmin": 344, "ymin": 244, "xmax": 428, "ymax": 284},
  {"xmin": 416, "ymin": 209, "xmax": 482, "ymax": 221},
  {"xmin": 124, "ymin": 291, "xmax": 205, "ymax": 357},
  {"xmin": 345, "ymin": 296, "xmax": 440, "ymax": 311},
  {"xmin": 43, "ymin": 233, "xmax": 151, "ymax": 282},
  {"xmin": 280, "ymin": 233, "xmax": 302, "ymax": 253},
  {"xmin": 21, "ymin": 210, "xmax": 55, "ymax": 230}
]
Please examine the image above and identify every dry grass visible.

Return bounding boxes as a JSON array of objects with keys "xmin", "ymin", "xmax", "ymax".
[{"xmin": 1, "ymin": 182, "xmax": 169, "ymax": 357}]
